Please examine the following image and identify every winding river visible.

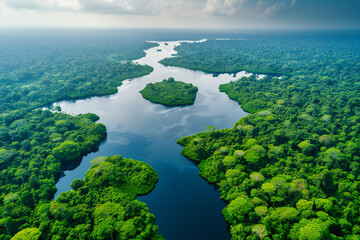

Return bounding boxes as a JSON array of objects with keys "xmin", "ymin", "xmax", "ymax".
[{"xmin": 54, "ymin": 40, "xmax": 252, "ymax": 240}]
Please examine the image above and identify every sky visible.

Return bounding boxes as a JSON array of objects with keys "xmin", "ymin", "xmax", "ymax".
[{"xmin": 0, "ymin": 0, "xmax": 359, "ymax": 29}]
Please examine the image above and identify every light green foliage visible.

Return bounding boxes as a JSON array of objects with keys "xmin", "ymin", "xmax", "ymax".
[
  {"xmin": 270, "ymin": 207, "xmax": 299, "ymax": 222},
  {"xmin": 296, "ymin": 199, "xmax": 314, "ymax": 212},
  {"xmin": 219, "ymin": 147, "xmax": 229, "ymax": 154},
  {"xmin": 268, "ymin": 146, "xmax": 284, "ymax": 159},
  {"xmin": 140, "ymin": 77, "xmax": 198, "ymax": 106},
  {"xmin": 230, "ymin": 224, "xmax": 246, "ymax": 240},
  {"xmin": 10, "ymin": 228, "xmax": 41, "ymax": 240},
  {"xmin": 252, "ymin": 224, "xmax": 268, "ymax": 238},
  {"xmin": 85, "ymin": 156, "xmax": 158, "ymax": 195},
  {"xmin": 315, "ymin": 199, "xmax": 333, "ymax": 212},
  {"xmin": 262, "ymin": 183, "xmax": 276, "ymax": 196},
  {"xmin": 243, "ymin": 150, "xmax": 261, "ymax": 164},
  {"xmin": 298, "ymin": 140, "xmax": 311, "ymax": 150},
  {"xmin": 250, "ymin": 172, "xmax": 265, "ymax": 182},
  {"xmin": 91, "ymin": 156, "xmax": 106, "ymax": 165},
  {"xmin": 319, "ymin": 135, "xmax": 335, "ymax": 147},
  {"xmin": 243, "ymin": 139, "xmax": 258, "ymax": 149},
  {"xmin": 53, "ymin": 141, "xmax": 81, "ymax": 163},
  {"xmin": 290, "ymin": 219, "xmax": 332, "ymax": 240},
  {"xmin": 254, "ymin": 206, "xmax": 268, "ymax": 218},
  {"xmin": 222, "ymin": 156, "xmax": 237, "ymax": 167},
  {"xmin": 223, "ymin": 196, "xmax": 255, "ymax": 224},
  {"xmin": 298, "ymin": 140, "xmax": 317, "ymax": 156},
  {"xmin": 250, "ymin": 145, "xmax": 266, "ymax": 157}
]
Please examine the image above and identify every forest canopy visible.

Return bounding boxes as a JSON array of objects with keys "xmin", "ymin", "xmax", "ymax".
[
  {"xmin": 0, "ymin": 110, "xmax": 106, "ymax": 239},
  {"xmin": 0, "ymin": 32, "xmax": 162, "ymax": 240},
  {"xmin": 177, "ymin": 32, "xmax": 360, "ymax": 239},
  {"xmin": 32, "ymin": 155, "xmax": 163, "ymax": 240},
  {"xmin": 0, "ymin": 32, "xmax": 157, "ymax": 113},
  {"xmin": 140, "ymin": 77, "xmax": 198, "ymax": 106}
]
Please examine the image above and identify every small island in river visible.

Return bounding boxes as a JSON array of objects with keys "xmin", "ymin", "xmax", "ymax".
[{"xmin": 140, "ymin": 77, "xmax": 198, "ymax": 106}]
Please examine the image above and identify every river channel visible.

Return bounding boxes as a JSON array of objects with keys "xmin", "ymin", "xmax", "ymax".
[{"xmin": 54, "ymin": 40, "xmax": 252, "ymax": 240}]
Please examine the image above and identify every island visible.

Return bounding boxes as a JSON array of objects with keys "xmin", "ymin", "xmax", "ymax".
[{"xmin": 140, "ymin": 77, "xmax": 198, "ymax": 106}]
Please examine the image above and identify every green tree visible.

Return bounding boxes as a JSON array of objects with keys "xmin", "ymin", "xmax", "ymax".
[
  {"xmin": 223, "ymin": 197, "xmax": 255, "ymax": 224},
  {"xmin": 10, "ymin": 228, "xmax": 41, "ymax": 240},
  {"xmin": 52, "ymin": 141, "xmax": 81, "ymax": 163}
]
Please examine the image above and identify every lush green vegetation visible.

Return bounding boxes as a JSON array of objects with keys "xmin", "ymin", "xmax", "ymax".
[
  {"xmin": 0, "ymin": 31, "xmax": 162, "ymax": 239},
  {"xmin": 140, "ymin": 77, "xmax": 198, "ymax": 106},
  {"xmin": 177, "ymin": 32, "xmax": 360, "ymax": 239},
  {"xmin": 0, "ymin": 109, "xmax": 106, "ymax": 239},
  {"xmin": 0, "ymin": 31, "xmax": 157, "ymax": 113},
  {"xmin": 160, "ymin": 33, "xmax": 360, "ymax": 77},
  {"xmin": 30, "ymin": 155, "xmax": 162, "ymax": 240}
]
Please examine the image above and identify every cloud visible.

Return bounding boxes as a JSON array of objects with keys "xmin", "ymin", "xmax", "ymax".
[
  {"xmin": 4, "ymin": 0, "xmax": 81, "ymax": 11},
  {"xmin": 3, "ymin": 0, "xmax": 204, "ymax": 15},
  {"xmin": 203, "ymin": 0, "xmax": 297, "ymax": 17},
  {"xmin": 203, "ymin": 0, "xmax": 246, "ymax": 16},
  {"xmin": 3, "ymin": 0, "xmax": 141, "ymax": 14},
  {"xmin": 78, "ymin": 0, "xmax": 137, "ymax": 14},
  {"xmin": 258, "ymin": 0, "xmax": 297, "ymax": 16}
]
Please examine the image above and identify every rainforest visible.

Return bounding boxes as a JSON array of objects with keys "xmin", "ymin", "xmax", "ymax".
[{"xmin": 0, "ymin": 28, "xmax": 360, "ymax": 240}]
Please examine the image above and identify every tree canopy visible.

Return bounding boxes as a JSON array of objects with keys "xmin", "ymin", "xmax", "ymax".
[
  {"xmin": 177, "ymin": 32, "xmax": 360, "ymax": 239},
  {"xmin": 140, "ymin": 77, "xmax": 198, "ymax": 106}
]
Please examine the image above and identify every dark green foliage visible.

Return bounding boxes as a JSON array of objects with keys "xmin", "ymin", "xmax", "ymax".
[
  {"xmin": 32, "ymin": 156, "xmax": 162, "ymax": 240},
  {"xmin": 177, "ymin": 33, "xmax": 360, "ymax": 239},
  {"xmin": 140, "ymin": 77, "xmax": 198, "ymax": 106},
  {"xmin": 0, "ymin": 110, "xmax": 106, "ymax": 239}
]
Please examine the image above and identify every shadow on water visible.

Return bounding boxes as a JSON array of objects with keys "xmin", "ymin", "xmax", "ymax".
[{"xmin": 60, "ymin": 158, "xmax": 83, "ymax": 172}]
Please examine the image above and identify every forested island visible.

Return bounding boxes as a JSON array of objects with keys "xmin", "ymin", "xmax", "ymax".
[
  {"xmin": 140, "ymin": 77, "xmax": 198, "ymax": 106},
  {"xmin": 176, "ymin": 33, "xmax": 360, "ymax": 239}
]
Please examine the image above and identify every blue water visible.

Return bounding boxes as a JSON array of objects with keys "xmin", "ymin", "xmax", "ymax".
[{"xmin": 54, "ymin": 40, "xmax": 251, "ymax": 240}]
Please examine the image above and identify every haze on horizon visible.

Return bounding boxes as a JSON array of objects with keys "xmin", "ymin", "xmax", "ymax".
[{"xmin": 0, "ymin": 0, "xmax": 359, "ymax": 30}]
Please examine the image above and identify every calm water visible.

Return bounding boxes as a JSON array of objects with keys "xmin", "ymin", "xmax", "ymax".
[{"xmin": 54, "ymin": 40, "xmax": 251, "ymax": 240}]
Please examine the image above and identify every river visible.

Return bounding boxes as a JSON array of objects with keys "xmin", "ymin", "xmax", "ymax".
[{"xmin": 54, "ymin": 40, "xmax": 252, "ymax": 240}]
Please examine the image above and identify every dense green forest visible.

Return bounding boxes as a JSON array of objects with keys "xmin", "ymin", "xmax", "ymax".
[
  {"xmin": 28, "ymin": 155, "xmax": 162, "ymax": 240},
  {"xmin": 0, "ymin": 32, "xmax": 163, "ymax": 239},
  {"xmin": 160, "ymin": 34, "xmax": 360, "ymax": 77},
  {"xmin": 177, "ymin": 33, "xmax": 360, "ymax": 239},
  {"xmin": 2, "ymin": 30, "xmax": 360, "ymax": 239},
  {"xmin": 0, "ymin": 32, "xmax": 156, "ymax": 113},
  {"xmin": 140, "ymin": 77, "xmax": 198, "ymax": 106},
  {"xmin": 0, "ymin": 110, "xmax": 106, "ymax": 239}
]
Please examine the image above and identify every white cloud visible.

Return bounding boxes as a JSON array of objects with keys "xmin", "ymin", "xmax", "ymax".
[
  {"xmin": 78, "ymin": 0, "xmax": 137, "ymax": 14},
  {"xmin": 203, "ymin": 0, "xmax": 247, "ymax": 16},
  {"xmin": 3, "ymin": 0, "xmax": 205, "ymax": 15},
  {"xmin": 4, "ymin": 0, "xmax": 81, "ymax": 11},
  {"xmin": 203, "ymin": 0, "xmax": 297, "ymax": 17}
]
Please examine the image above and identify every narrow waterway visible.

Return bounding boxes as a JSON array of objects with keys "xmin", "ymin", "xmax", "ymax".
[{"xmin": 54, "ymin": 40, "xmax": 252, "ymax": 240}]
